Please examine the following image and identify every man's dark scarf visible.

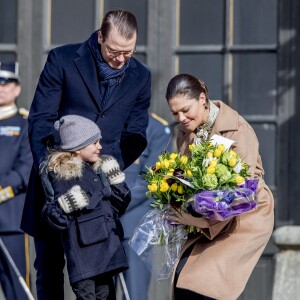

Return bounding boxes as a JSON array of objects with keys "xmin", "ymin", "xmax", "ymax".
[{"xmin": 88, "ymin": 31, "xmax": 130, "ymax": 110}]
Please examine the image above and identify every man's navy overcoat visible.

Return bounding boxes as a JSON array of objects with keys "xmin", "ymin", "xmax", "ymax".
[{"xmin": 21, "ymin": 37, "xmax": 151, "ymax": 237}]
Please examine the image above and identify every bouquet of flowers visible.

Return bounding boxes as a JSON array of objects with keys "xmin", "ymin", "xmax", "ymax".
[
  {"xmin": 129, "ymin": 135, "xmax": 258, "ymax": 279},
  {"xmin": 186, "ymin": 140, "xmax": 258, "ymax": 220}
]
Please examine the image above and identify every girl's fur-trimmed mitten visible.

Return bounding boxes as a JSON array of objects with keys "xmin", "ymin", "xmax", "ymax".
[
  {"xmin": 100, "ymin": 155, "xmax": 125, "ymax": 185},
  {"xmin": 58, "ymin": 185, "xmax": 89, "ymax": 213}
]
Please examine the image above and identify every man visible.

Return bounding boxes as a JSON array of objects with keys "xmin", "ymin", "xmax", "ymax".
[
  {"xmin": 21, "ymin": 10, "xmax": 151, "ymax": 299},
  {"xmin": 0, "ymin": 62, "xmax": 32, "ymax": 300},
  {"xmin": 121, "ymin": 113, "xmax": 172, "ymax": 300}
]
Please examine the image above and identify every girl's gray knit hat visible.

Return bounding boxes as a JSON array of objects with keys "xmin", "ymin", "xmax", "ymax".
[{"xmin": 54, "ymin": 115, "xmax": 102, "ymax": 151}]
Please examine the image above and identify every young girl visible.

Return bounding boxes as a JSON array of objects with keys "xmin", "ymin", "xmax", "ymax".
[{"xmin": 41, "ymin": 114, "xmax": 131, "ymax": 300}]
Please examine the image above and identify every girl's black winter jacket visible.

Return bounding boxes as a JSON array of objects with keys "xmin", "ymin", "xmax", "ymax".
[{"xmin": 41, "ymin": 156, "xmax": 131, "ymax": 284}]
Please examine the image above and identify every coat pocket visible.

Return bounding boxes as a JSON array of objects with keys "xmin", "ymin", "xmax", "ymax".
[{"xmin": 76, "ymin": 209, "xmax": 108, "ymax": 246}]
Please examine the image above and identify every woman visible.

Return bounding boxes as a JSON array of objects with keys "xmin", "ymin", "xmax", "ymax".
[{"xmin": 165, "ymin": 74, "xmax": 274, "ymax": 300}]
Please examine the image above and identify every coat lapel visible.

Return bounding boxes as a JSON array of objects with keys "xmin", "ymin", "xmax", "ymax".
[{"xmin": 74, "ymin": 43, "xmax": 102, "ymax": 112}]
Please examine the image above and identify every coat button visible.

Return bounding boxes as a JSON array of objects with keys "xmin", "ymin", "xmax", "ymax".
[{"xmin": 93, "ymin": 178, "xmax": 98, "ymax": 182}]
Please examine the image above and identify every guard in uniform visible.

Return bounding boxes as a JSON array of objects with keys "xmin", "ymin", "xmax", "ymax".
[
  {"xmin": 0, "ymin": 62, "xmax": 32, "ymax": 300},
  {"xmin": 120, "ymin": 113, "xmax": 172, "ymax": 300}
]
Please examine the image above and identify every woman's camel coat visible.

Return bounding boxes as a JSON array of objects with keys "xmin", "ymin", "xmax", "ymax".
[{"xmin": 171, "ymin": 101, "xmax": 274, "ymax": 300}]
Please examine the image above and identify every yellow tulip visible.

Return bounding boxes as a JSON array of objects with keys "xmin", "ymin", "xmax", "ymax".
[
  {"xmin": 148, "ymin": 183, "xmax": 158, "ymax": 192},
  {"xmin": 207, "ymin": 166, "xmax": 216, "ymax": 174},
  {"xmin": 235, "ymin": 176, "xmax": 244, "ymax": 184},
  {"xmin": 209, "ymin": 160, "xmax": 217, "ymax": 167},
  {"xmin": 155, "ymin": 161, "xmax": 162, "ymax": 170},
  {"xmin": 180, "ymin": 155, "xmax": 188, "ymax": 165},
  {"xmin": 229, "ymin": 157, "xmax": 237, "ymax": 167},
  {"xmin": 171, "ymin": 183, "xmax": 178, "ymax": 192},
  {"xmin": 169, "ymin": 159, "xmax": 176, "ymax": 166},
  {"xmin": 177, "ymin": 185, "xmax": 184, "ymax": 194},
  {"xmin": 159, "ymin": 181, "xmax": 169, "ymax": 192},
  {"xmin": 206, "ymin": 152, "xmax": 213, "ymax": 158},
  {"xmin": 162, "ymin": 159, "xmax": 170, "ymax": 169},
  {"xmin": 186, "ymin": 170, "xmax": 192, "ymax": 177},
  {"xmin": 218, "ymin": 144, "xmax": 225, "ymax": 153},
  {"xmin": 170, "ymin": 153, "xmax": 178, "ymax": 160},
  {"xmin": 214, "ymin": 149, "xmax": 222, "ymax": 158},
  {"xmin": 188, "ymin": 144, "xmax": 195, "ymax": 152}
]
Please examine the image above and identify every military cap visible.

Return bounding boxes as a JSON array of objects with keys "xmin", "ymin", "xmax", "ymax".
[{"xmin": 0, "ymin": 62, "xmax": 20, "ymax": 85}]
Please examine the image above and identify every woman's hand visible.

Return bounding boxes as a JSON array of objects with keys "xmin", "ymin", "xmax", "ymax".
[{"xmin": 167, "ymin": 206, "xmax": 209, "ymax": 228}]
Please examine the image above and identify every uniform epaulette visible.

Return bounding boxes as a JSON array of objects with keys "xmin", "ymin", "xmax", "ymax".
[
  {"xmin": 18, "ymin": 108, "xmax": 29, "ymax": 118},
  {"xmin": 151, "ymin": 112, "xmax": 169, "ymax": 126}
]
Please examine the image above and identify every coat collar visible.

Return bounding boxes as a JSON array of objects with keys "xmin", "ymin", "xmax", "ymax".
[
  {"xmin": 48, "ymin": 155, "xmax": 102, "ymax": 180},
  {"xmin": 210, "ymin": 100, "xmax": 239, "ymax": 135},
  {"xmin": 74, "ymin": 40, "xmax": 139, "ymax": 113}
]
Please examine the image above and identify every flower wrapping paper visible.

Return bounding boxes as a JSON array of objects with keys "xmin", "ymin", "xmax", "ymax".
[
  {"xmin": 129, "ymin": 207, "xmax": 188, "ymax": 280},
  {"xmin": 192, "ymin": 178, "xmax": 259, "ymax": 221}
]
